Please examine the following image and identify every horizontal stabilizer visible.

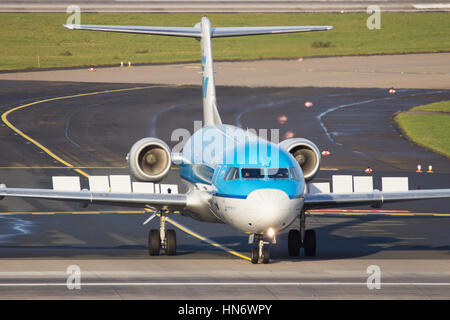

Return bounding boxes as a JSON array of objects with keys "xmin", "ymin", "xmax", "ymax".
[
  {"xmin": 63, "ymin": 24, "xmax": 333, "ymax": 38},
  {"xmin": 63, "ymin": 24, "xmax": 202, "ymax": 38},
  {"xmin": 211, "ymin": 26, "xmax": 333, "ymax": 38}
]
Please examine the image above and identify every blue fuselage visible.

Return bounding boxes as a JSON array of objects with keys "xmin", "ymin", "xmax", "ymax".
[{"xmin": 179, "ymin": 124, "xmax": 305, "ymax": 233}]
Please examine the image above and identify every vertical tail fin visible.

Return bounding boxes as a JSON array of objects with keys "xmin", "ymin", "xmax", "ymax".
[
  {"xmin": 64, "ymin": 18, "xmax": 333, "ymax": 127},
  {"xmin": 199, "ymin": 17, "xmax": 222, "ymax": 126}
]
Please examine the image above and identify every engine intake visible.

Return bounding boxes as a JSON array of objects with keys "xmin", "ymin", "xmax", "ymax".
[
  {"xmin": 128, "ymin": 138, "xmax": 172, "ymax": 182},
  {"xmin": 279, "ymin": 138, "xmax": 321, "ymax": 181}
]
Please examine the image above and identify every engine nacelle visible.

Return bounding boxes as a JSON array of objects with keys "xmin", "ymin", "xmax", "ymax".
[
  {"xmin": 279, "ymin": 138, "xmax": 321, "ymax": 181},
  {"xmin": 127, "ymin": 138, "xmax": 172, "ymax": 182}
]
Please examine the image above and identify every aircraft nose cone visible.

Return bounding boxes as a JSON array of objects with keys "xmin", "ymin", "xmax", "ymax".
[
  {"xmin": 247, "ymin": 188, "xmax": 290, "ymax": 207},
  {"xmin": 245, "ymin": 188, "xmax": 299, "ymax": 233}
]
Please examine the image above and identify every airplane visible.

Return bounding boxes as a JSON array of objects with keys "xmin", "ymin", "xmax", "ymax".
[{"xmin": 1, "ymin": 16, "xmax": 450, "ymax": 264}]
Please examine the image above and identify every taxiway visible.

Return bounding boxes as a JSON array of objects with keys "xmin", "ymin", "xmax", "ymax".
[{"xmin": 0, "ymin": 54, "xmax": 449, "ymax": 299}]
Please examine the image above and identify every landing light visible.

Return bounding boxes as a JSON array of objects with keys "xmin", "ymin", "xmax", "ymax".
[{"xmin": 267, "ymin": 227, "xmax": 275, "ymax": 238}]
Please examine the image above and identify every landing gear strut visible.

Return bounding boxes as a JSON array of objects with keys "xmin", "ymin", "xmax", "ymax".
[
  {"xmin": 288, "ymin": 210, "xmax": 316, "ymax": 257},
  {"xmin": 251, "ymin": 234, "xmax": 270, "ymax": 264},
  {"xmin": 148, "ymin": 212, "xmax": 177, "ymax": 256}
]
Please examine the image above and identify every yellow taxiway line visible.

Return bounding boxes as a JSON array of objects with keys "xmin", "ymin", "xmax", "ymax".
[
  {"xmin": 0, "ymin": 166, "xmax": 128, "ymax": 169},
  {"xmin": 1, "ymin": 210, "xmax": 448, "ymax": 217},
  {"xmin": 1, "ymin": 86, "xmax": 251, "ymax": 261},
  {"xmin": 307, "ymin": 211, "xmax": 450, "ymax": 217},
  {"xmin": 164, "ymin": 216, "xmax": 251, "ymax": 261},
  {"xmin": 0, "ymin": 209, "xmax": 450, "ymax": 218},
  {"xmin": 0, "ymin": 210, "xmax": 143, "ymax": 215},
  {"xmin": 1, "ymin": 85, "xmax": 163, "ymax": 178},
  {"xmin": 2, "ymin": 86, "xmax": 449, "ymax": 262},
  {"xmin": 0, "ymin": 166, "xmax": 179, "ymax": 170}
]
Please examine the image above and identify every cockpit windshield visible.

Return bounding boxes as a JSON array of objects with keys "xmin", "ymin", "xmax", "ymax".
[
  {"xmin": 241, "ymin": 168, "xmax": 265, "ymax": 179},
  {"xmin": 267, "ymin": 168, "xmax": 289, "ymax": 179},
  {"xmin": 223, "ymin": 167, "xmax": 293, "ymax": 181},
  {"xmin": 226, "ymin": 167, "xmax": 240, "ymax": 181}
]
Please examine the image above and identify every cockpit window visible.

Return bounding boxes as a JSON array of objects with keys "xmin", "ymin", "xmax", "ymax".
[
  {"xmin": 223, "ymin": 167, "xmax": 232, "ymax": 180},
  {"xmin": 227, "ymin": 167, "xmax": 239, "ymax": 181},
  {"xmin": 241, "ymin": 168, "xmax": 265, "ymax": 179},
  {"xmin": 290, "ymin": 166, "xmax": 302, "ymax": 180},
  {"xmin": 267, "ymin": 168, "xmax": 289, "ymax": 179},
  {"xmin": 193, "ymin": 164, "xmax": 214, "ymax": 183}
]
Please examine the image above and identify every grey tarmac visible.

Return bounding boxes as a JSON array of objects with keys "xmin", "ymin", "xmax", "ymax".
[{"xmin": 1, "ymin": 0, "xmax": 449, "ymax": 13}]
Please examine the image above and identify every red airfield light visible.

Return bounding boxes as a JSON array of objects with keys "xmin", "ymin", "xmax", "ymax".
[
  {"xmin": 277, "ymin": 114, "xmax": 288, "ymax": 125},
  {"xmin": 389, "ymin": 88, "xmax": 396, "ymax": 94},
  {"xmin": 284, "ymin": 131, "xmax": 294, "ymax": 139},
  {"xmin": 89, "ymin": 67, "xmax": 95, "ymax": 72},
  {"xmin": 364, "ymin": 167, "xmax": 373, "ymax": 174},
  {"xmin": 321, "ymin": 150, "xmax": 330, "ymax": 156}
]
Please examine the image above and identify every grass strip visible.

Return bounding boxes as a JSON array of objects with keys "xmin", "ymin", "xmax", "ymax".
[
  {"xmin": 0, "ymin": 12, "xmax": 449, "ymax": 70},
  {"xmin": 395, "ymin": 102, "xmax": 450, "ymax": 158}
]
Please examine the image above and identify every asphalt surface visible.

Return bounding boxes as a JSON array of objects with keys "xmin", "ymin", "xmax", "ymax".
[
  {"xmin": 1, "ymin": 1, "xmax": 448, "ymax": 13},
  {"xmin": 0, "ymin": 80, "xmax": 449, "ymax": 299}
]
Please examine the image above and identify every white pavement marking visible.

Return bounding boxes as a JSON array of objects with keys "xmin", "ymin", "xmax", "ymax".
[
  {"xmin": 1, "ymin": 282, "xmax": 450, "ymax": 287},
  {"xmin": 413, "ymin": 4, "xmax": 450, "ymax": 9},
  {"xmin": 317, "ymin": 90, "xmax": 444, "ymax": 147}
]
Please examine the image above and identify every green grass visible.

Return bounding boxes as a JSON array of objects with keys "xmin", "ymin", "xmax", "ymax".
[
  {"xmin": 0, "ymin": 12, "xmax": 449, "ymax": 70},
  {"xmin": 410, "ymin": 100, "xmax": 450, "ymax": 113},
  {"xmin": 395, "ymin": 102, "xmax": 450, "ymax": 158}
]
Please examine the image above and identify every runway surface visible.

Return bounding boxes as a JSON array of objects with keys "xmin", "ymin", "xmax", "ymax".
[
  {"xmin": 0, "ymin": 62, "xmax": 449, "ymax": 298},
  {"xmin": 1, "ymin": 0, "xmax": 449, "ymax": 13}
]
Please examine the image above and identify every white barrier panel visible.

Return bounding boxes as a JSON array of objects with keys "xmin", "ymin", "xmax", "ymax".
[
  {"xmin": 382, "ymin": 177, "xmax": 409, "ymax": 192},
  {"xmin": 353, "ymin": 176, "xmax": 373, "ymax": 193},
  {"xmin": 109, "ymin": 175, "xmax": 132, "ymax": 193},
  {"xmin": 88, "ymin": 176, "xmax": 110, "ymax": 192},
  {"xmin": 308, "ymin": 182, "xmax": 330, "ymax": 194},
  {"xmin": 132, "ymin": 182, "xmax": 155, "ymax": 194},
  {"xmin": 52, "ymin": 176, "xmax": 80, "ymax": 191},
  {"xmin": 154, "ymin": 184, "xmax": 160, "ymax": 194},
  {"xmin": 160, "ymin": 184, "xmax": 179, "ymax": 194},
  {"xmin": 332, "ymin": 175, "xmax": 353, "ymax": 193}
]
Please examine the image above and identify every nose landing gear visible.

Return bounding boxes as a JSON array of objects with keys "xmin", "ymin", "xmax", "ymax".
[{"xmin": 251, "ymin": 234, "xmax": 270, "ymax": 264}]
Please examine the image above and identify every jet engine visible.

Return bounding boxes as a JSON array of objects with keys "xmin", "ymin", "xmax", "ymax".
[
  {"xmin": 127, "ymin": 138, "xmax": 172, "ymax": 182},
  {"xmin": 279, "ymin": 138, "xmax": 321, "ymax": 181}
]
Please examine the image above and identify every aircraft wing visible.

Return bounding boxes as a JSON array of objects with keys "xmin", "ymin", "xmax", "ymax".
[
  {"xmin": 304, "ymin": 189, "xmax": 450, "ymax": 210},
  {"xmin": 0, "ymin": 186, "xmax": 187, "ymax": 210},
  {"xmin": 63, "ymin": 24, "xmax": 332, "ymax": 38}
]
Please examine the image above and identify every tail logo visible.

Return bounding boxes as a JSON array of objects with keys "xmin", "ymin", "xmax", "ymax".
[{"xmin": 203, "ymin": 76, "xmax": 209, "ymax": 99}]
